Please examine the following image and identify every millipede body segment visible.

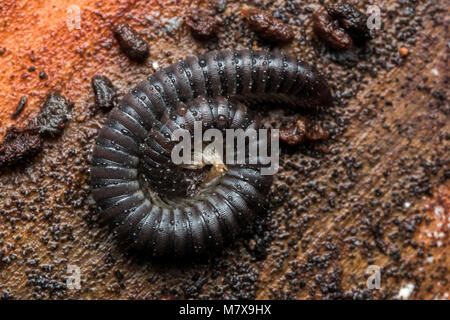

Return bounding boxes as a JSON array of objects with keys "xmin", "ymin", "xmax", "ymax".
[{"xmin": 90, "ymin": 49, "xmax": 332, "ymax": 258}]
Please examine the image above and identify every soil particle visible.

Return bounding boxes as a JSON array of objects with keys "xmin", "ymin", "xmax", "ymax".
[
  {"xmin": 11, "ymin": 96, "xmax": 27, "ymax": 120},
  {"xmin": 185, "ymin": 11, "xmax": 220, "ymax": 40},
  {"xmin": 0, "ymin": 123, "xmax": 42, "ymax": 167},
  {"xmin": 37, "ymin": 93, "xmax": 74, "ymax": 137},
  {"xmin": 313, "ymin": 2, "xmax": 375, "ymax": 52},
  {"xmin": 242, "ymin": 5, "xmax": 294, "ymax": 44},
  {"xmin": 39, "ymin": 71, "xmax": 48, "ymax": 80},
  {"xmin": 312, "ymin": 10, "xmax": 353, "ymax": 50},
  {"xmin": 91, "ymin": 75, "xmax": 118, "ymax": 112},
  {"xmin": 280, "ymin": 119, "xmax": 329, "ymax": 146},
  {"xmin": 215, "ymin": 0, "xmax": 227, "ymax": 13},
  {"xmin": 113, "ymin": 22, "xmax": 149, "ymax": 63},
  {"xmin": 399, "ymin": 47, "xmax": 409, "ymax": 57},
  {"xmin": 327, "ymin": 3, "xmax": 375, "ymax": 42}
]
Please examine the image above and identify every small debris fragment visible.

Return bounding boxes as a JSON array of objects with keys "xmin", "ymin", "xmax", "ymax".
[
  {"xmin": 280, "ymin": 119, "xmax": 307, "ymax": 146},
  {"xmin": 307, "ymin": 121, "xmax": 330, "ymax": 141},
  {"xmin": 215, "ymin": 0, "xmax": 227, "ymax": 13},
  {"xmin": 185, "ymin": 12, "xmax": 220, "ymax": 40},
  {"xmin": 37, "ymin": 93, "xmax": 74, "ymax": 137},
  {"xmin": 113, "ymin": 22, "xmax": 149, "ymax": 63},
  {"xmin": 0, "ymin": 123, "xmax": 42, "ymax": 167},
  {"xmin": 242, "ymin": 5, "xmax": 294, "ymax": 43},
  {"xmin": 280, "ymin": 119, "xmax": 329, "ymax": 146},
  {"xmin": 313, "ymin": 3, "xmax": 375, "ymax": 50},
  {"xmin": 11, "ymin": 96, "xmax": 27, "ymax": 120},
  {"xmin": 91, "ymin": 75, "xmax": 117, "ymax": 112},
  {"xmin": 399, "ymin": 47, "xmax": 409, "ymax": 57},
  {"xmin": 312, "ymin": 11, "xmax": 352, "ymax": 50},
  {"xmin": 327, "ymin": 3, "xmax": 374, "ymax": 42},
  {"xmin": 39, "ymin": 71, "xmax": 48, "ymax": 80}
]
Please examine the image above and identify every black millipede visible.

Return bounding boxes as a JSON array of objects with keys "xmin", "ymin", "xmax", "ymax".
[{"xmin": 90, "ymin": 49, "xmax": 333, "ymax": 259}]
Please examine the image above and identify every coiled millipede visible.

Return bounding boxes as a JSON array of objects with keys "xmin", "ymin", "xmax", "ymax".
[{"xmin": 90, "ymin": 50, "xmax": 332, "ymax": 259}]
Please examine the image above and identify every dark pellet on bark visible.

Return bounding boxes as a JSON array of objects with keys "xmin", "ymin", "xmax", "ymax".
[
  {"xmin": 280, "ymin": 119, "xmax": 329, "ymax": 146},
  {"xmin": 185, "ymin": 12, "xmax": 219, "ymax": 40},
  {"xmin": 242, "ymin": 6, "xmax": 294, "ymax": 43},
  {"xmin": 91, "ymin": 75, "xmax": 117, "ymax": 112},
  {"xmin": 280, "ymin": 120, "xmax": 307, "ymax": 146},
  {"xmin": 0, "ymin": 123, "xmax": 42, "ymax": 167},
  {"xmin": 215, "ymin": 0, "xmax": 227, "ymax": 13},
  {"xmin": 327, "ymin": 3, "xmax": 374, "ymax": 42},
  {"xmin": 306, "ymin": 121, "xmax": 329, "ymax": 141},
  {"xmin": 312, "ymin": 11, "xmax": 353, "ymax": 50},
  {"xmin": 113, "ymin": 22, "xmax": 149, "ymax": 63},
  {"xmin": 39, "ymin": 71, "xmax": 47, "ymax": 79},
  {"xmin": 37, "ymin": 93, "xmax": 74, "ymax": 137},
  {"xmin": 11, "ymin": 96, "xmax": 27, "ymax": 120}
]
